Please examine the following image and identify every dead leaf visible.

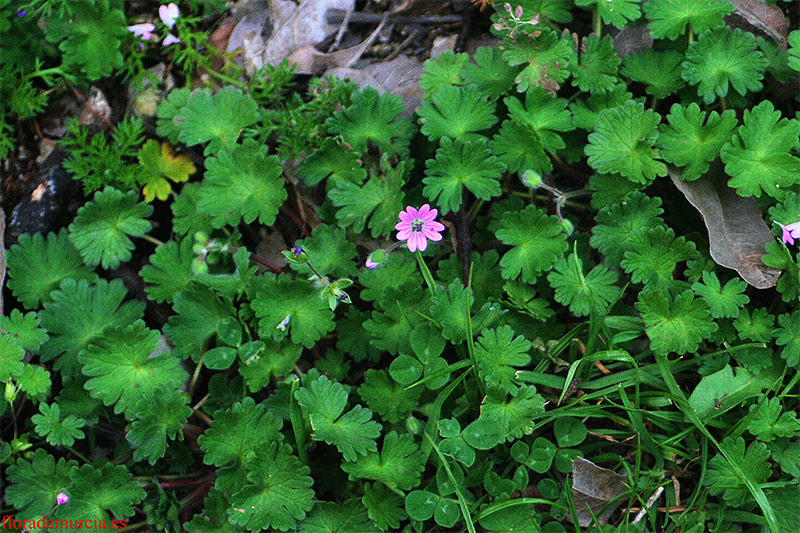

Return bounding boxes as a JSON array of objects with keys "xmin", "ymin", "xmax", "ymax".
[
  {"xmin": 669, "ymin": 165, "xmax": 780, "ymax": 289},
  {"xmin": 262, "ymin": 0, "xmax": 355, "ymax": 67},
  {"xmin": 287, "ymin": 16, "xmax": 386, "ymax": 74},
  {"xmin": 611, "ymin": 23, "xmax": 653, "ymax": 58},
  {"xmin": 727, "ymin": 0, "xmax": 790, "ymax": 49},
  {"xmin": 325, "ymin": 55, "xmax": 425, "ymax": 117},
  {"xmin": 570, "ymin": 457, "xmax": 629, "ymax": 527}
]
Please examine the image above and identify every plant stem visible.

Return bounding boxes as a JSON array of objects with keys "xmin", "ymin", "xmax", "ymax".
[
  {"xmin": 414, "ymin": 250, "xmax": 437, "ymax": 296},
  {"xmin": 141, "ymin": 234, "xmax": 165, "ymax": 246}
]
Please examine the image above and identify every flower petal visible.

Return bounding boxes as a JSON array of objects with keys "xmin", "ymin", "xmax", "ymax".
[
  {"xmin": 397, "ymin": 228, "xmax": 412, "ymax": 240},
  {"xmin": 159, "ymin": 2, "xmax": 180, "ymax": 28},
  {"xmin": 426, "ymin": 220, "xmax": 445, "ymax": 232},
  {"xmin": 162, "ymin": 33, "xmax": 182, "ymax": 46},
  {"xmin": 395, "ymin": 220, "xmax": 410, "ymax": 231},
  {"xmin": 422, "ymin": 226, "xmax": 442, "ymax": 240},
  {"xmin": 415, "ymin": 233, "xmax": 429, "ymax": 252}
]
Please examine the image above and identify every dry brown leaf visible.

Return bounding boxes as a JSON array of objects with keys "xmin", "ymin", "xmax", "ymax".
[
  {"xmin": 727, "ymin": 0, "xmax": 790, "ymax": 49},
  {"xmin": 669, "ymin": 165, "xmax": 780, "ymax": 289},
  {"xmin": 287, "ymin": 16, "xmax": 386, "ymax": 74},
  {"xmin": 570, "ymin": 457, "xmax": 629, "ymax": 527}
]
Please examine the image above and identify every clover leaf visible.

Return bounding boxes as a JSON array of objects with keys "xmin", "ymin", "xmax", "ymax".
[
  {"xmin": 721, "ymin": 100, "xmax": 800, "ymax": 198},
  {"xmin": 643, "ymin": 0, "xmax": 733, "ymax": 40},
  {"xmin": 706, "ymin": 436, "xmax": 771, "ymax": 507},
  {"xmin": 6, "ymin": 229, "xmax": 97, "ymax": 309},
  {"xmin": 67, "ymin": 186, "xmax": 152, "ymax": 269},
  {"xmin": 197, "ymin": 138, "xmax": 286, "ymax": 228},
  {"xmin": 173, "ymin": 86, "xmax": 260, "ymax": 155},
  {"xmin": 494, "ymin": 205, "xmax": 568, "ymax": 282},
  {"xmin": 636, "ymin": 289, "xmax": 717, "ymax": 355},
  {"xmin": 137, "ymin": 140, "xmax": 196, "ymax": 202},
  {"xmin": 295, "ymin": 374, "xmax": 382, "ymax": 462},
  {"xmin": 585, "ymin": 100, "xmax": 667, "ymax": 183},
  {"xmin": 79, "ymin": 321, "xmax": 188, "ymax": 418},
  {"xmin": 547, "ymin": 252, "xmax": 620, "ymax": 316},
  {"xmin": 657, "ymin": 103, "xmax": 738, "ymax": 181},
  {"xmin": 570, "ymin": 35, "xmax": 621, "ymax": 93},
  {"xmin": 682, "ymin": 28, "xmax": 767, "ymax": 104},
  {"xmin": 340, "ymin": 431, "xmax": 425, "ymax": 491},
  {"xmin": 423, "ymin": 137, "xmax": 504, "ymax": 214},
  {"xmin": 127, "ymin": 385, "xmax": 192, "ymax": 465},
  {"xmin": 691, "ymin": 271, "xmax": 749, "ymax": 319},
  {"xmin": 252, "ymin": 275, "xmax": 335, "ymax": 348},
  {"xmin": 32, "ymin": 402, "xmax": 85, "ymax": 447},
  {"xmin": 418, "ymin": 85, "xmax": 497, "ymax": 140}
]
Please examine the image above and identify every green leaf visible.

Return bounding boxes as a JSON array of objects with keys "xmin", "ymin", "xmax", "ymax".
[
  {"xmin": 591, "ymin": 192, "xmax": 665, "ymax": 264},
  {"xmin": 227, "ymin": 442, "xmax": 314, "ymax": 531},
  {"xmin": 547, "ymin": 253, "xmax": 619, "ymax": 316},
  {"xmin": 635, "ymin": 289, "xmax": 718, "ymax": 355},
  {"xmin": 0, "ymin": 309, "xmax": 48, "ymax": 351},
  {"xmin": 329, "ymin": 155, "xmax": 408, "ymax": 238},
  {"xmin": 570, "ymin": 35, "xmax": 621, "ymax": 92},
  {"xmin": 761, "ymin": 242, "xmax": 800, "ymax": 302},
  {"xmin": 788, "ymin": 30, "xmax": 800, "ymax": 71},
  {"xmin": 682, "ymin": 28, "xmax": 767, "ymax": 104},
  {"xmin": 506, "ymin": 87, "xmax": 574, "ymax": 154},
  {"xmin": 363, "ymin": 482, "xmax": 407, "ymax": 531},
  {"xmin": 748, "ymin": 397, "xmax": 800, "ymax": 441},
  {"xmin": 688, "ymin": 363, "xmax": 781, "ymax": 419},
  {"xmin": 5, "ymin": 449, "xmax": 77, "ymax": 517},
  {"xmin": 474, "ymin": 326, "xmax": 531, "ymax": 393},
  {"xmin": 417, "ymin": 85, "xmax": 497, "ymax": 140},
  {"xmin": 0, "ymin": 335, "xmax": 25, "ymax": 382},
  {"xmin": 174, "ymin": 86, "xmax": 260, "ymax": 155},
  {"xmin": 621, "ymin": 226, "xmax": 697, "ymax": 290},
  {"xmin": 774, "ymin": 311, "xmax": 800, "ymax": 368},
  {"xmin": 296, "ymin": 138, "xmax": 366, "ymax": 187},
  {"xmin": 358, "ymin": 369, "xmax": 421, "ymax": 424},
  {"xmin": 140, "ymin": 238, "xmax": 195, "ymax": 304},
  {"xmin": 341, "ymin": 431, "xmax": 425, "ymax": 491},
  {"xmin": 643, "ymin": 0, "xmax": 733, "ymax": 39},
  {"xmin": 295, "ymin": 374, "xmax": 382, "ymax": 462},
  {"xmin": 197, "ymin": 138, "xmax": 286, "ymax": 228},
  {"xmin": 657, "ymin": 103, "xmax": 738, "ymax": 181},
  {"xmin": 554, "ymin": 417, "xmax": 587, "ymax": 448},
  {"xmin": 570, "ymin": 84, "xmax": 633, "ymax": 131},
  {"xmin": 291, "ymin": 224, "xmax": 358, "ymax": 279},
  {"xmin": 732, "ymin": 307, "xmax": 773, "ymax": 342},
  {"xmin": 239, "ymin": 339, "xmax": 303, "ymax": 390},
  {"xmin": 721, "ymin": 100, "xmax": 800, "ymax": 198},
  {"xmin": 137, "ymin": 140, "xmax": 196, "ymax": 202},
  {"xmin": 705, "ymin": 436, "xmax": 771, "ymax": 507},
  {"xmin": 420, "ymin": 50, "xmax": 468, "ymax": 95},
  {"xmin": 327, "ymin": 87, "xmax": 413, "ymax": 156},
  {"xmin": 621, "ymin": 50, "xmax": 686, "ymax": 98},
  {"xmin": 68, "ymin": 186, "xmax": 153, "ymax": 269},
  {"xmin": 575, "ymin": 0, "xmax": 641, "ymax": 29},
  {"xmin": 39, "ymin": 278, "xmax": 145, "ymax": 376},
  {"xmin": 480, "ymin": 385, "xmax": 546, "ymax": 441},
  {"xmin": 65, "ymin": 461, "xmax": 146, "ymax": 522},
  {"xmin": 691, "ymin": 271, "xmax": 749, "ymax": 318},
  {"xmin": 430, "ymin": 279, "xmax": 476, "ymax": 343},
  {"xmin": 298, "ymin": 499, "xmax": 376, "ymax": 533},
  {"xmin": 44, "ymin": 1, "xmax": 126, "ymax": 79},
  {"xmin": 502, "ymin": 28, "xmax": 573, "ymax": 92},
  {"xmin": 171, "ymin": 182, "xmax": 214, "ymax": 237},
  {"xmin": 489, "ymin": 119, "xmax": 550, "ymax": 175},
  {"xmin": 5, "ymin": 229, "xmax": 97, "ymax": 309},
  {"xmin": 423, "ymin": 137, "xmax": 504, "ymax": 215},
  {"xmin": 252, "ymin": 276, "xmax": 335, "ymax": 348},
  {"xmin": 585, "ymin": 100, "xmax": 667, "ymax": 184},
  {"xmin": 164, "ymin": 284, "xmax": 237, "ymax": 359},
  {"xmin": 79, "ymin": 321, "xmax": 187, "ymax": 418},
  {"xmin": 462, "ymin": 46, "xmax": 519, "ymax": 98},
  {"xmin": 32, "ymin": 402, "xmax": 85, "ymax": 447},
  {"xmin": 494, "ymin": 205, "xmax": 568, "ymax": 282},
  {"xmin": 128, "ymin": 385, "xmax": 192, "ymax": 464}
]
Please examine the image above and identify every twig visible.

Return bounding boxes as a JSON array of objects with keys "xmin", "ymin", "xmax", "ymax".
[
  {"xmin": 326, "ymin": 9, "xmax": 464, "ymax": 25},
  {"xmin": 631, "ymin": 486, "xmax": 664, "ymax": 524}
]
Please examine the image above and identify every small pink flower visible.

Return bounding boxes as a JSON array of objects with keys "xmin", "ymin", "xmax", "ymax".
[
  {"xmin": 159, "ymin": 3, "xmax": 180, "ymax": 29},
  {"xmin": 776, "ymin": 220, "xmax": 800, "ymax": 245},
  {"xmin": 56, "ymin": 492, "xmax": 69, "ymax": 505},
  {"xmin": 127, "ymin": 23, "xmax": 156, "ymax": 40},
  {"xmin": 365, "ymin": 257, "xmax": 378, "ymax": 269},
  {"xmin": 395, "ymin": 204, "xmax": 445, "ymax": 253},
  {"xmin": 162, "ymin": 33, "xmax": 182, "ymax": 46}
]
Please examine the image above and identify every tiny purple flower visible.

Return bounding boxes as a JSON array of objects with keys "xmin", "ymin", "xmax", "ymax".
[
  {"xmin": 159, "ymin": 3, "xmax": 180, "ymax": 29},
  {"xmin": 16, "ymin": 9, "xmax": 26, "ymax": 16},
  {"xmin": 776, "ymin": 220, "xmax": 800, "ymax": 245},
  {"xmin": 365, "ymin": 257, "xmax": 378, "ymax": 270},
  {"xmin": 162, "ymin": 33, "xmax": 182, "ymax": 46},
  {"xmin": 56, "ymin": 492, "xmax": 69, "ymax": 505},
  {"xmin": 292, "ymin": 246, "xmax": 304, "ymax": 256},
  {"xmin": 395, "ymin": 204, "xmax": 445, "ymax": 253},
  {"xmin": 128, "ymin": 23, "xmax": 156, "ymax": 41}
]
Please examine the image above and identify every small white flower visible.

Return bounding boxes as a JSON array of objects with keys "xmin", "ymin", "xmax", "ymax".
[{"xmin": 276, "ymin": 314, "xmax": 291, "ymax": 331}]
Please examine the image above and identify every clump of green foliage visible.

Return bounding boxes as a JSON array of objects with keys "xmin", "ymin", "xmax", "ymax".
[{"xmin": 1, "ymin": 0, "xmax": 799, "ymax": 532}]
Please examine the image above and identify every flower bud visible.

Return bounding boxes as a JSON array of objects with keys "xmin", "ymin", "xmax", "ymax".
[
  {"xmin": 365, "ymin": 249, "xmax": 388, "ymax": 269},
  {"xmin": 282, "ymin": 246, "xmax": 310, "ymax": 264},
  {"xmin": 521, "ymin": 170, "xmax": 542, "ymax": 189},
  {"xmin": 194, "ymin": 231, "xmax": 209, "ymax": 244},
  {"xmin": 560, "ymin": 218, "xmax": 575, "ymax": 236}
]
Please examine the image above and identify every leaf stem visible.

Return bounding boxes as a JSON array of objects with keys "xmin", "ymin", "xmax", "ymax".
[
  {"xmin": 141, "ymin": 234, "xmax": 165, "ymax": 246},
  {"xmin": 414, "ymin": 250, "xmax": 437, "ymax": 296}
]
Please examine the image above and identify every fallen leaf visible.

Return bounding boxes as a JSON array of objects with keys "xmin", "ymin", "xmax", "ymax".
[
  {"xmin": 688, "ymin": 363, "xmax": 782, "ymax": 419},
  {"xmin": 669, "ymin": 165, "xmax": 780, "ymax": 289},
  {"xmin": 611, "ymin": 23, "xmax": 653, "ymax": 58},
  {"xmin": 287, "ymin": 15, "xmax": 386, "ymax": 74},
  {"xmin": 727, "ymin": 0, "xmax": 790, "ymax": 49},
  {"xmin": 570, "ymin": 457, "xmax": 628, "ymax": 527}
]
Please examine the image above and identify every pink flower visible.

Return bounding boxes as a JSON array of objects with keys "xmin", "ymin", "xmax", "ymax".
[
  {"xmin": 776, "ymin": 220, "xmax": 800, "ymax": 245},
  {"xmin": 56, "ymin": 492, "xmax": 69, "ymax": 505},
  {"xmin": 159, "ymin": 3, "xmax": 180, "ymax": 29},
  {"xmin": 365, "ymin": 257, "xmax": 378, "ymax": 269},
  {"xmin": 127, "ymin": 23, "xmax": 156, "ymax": 40},
  {"xmin": 162, "ymin": 33, "xmax": 182, "ymax": 46},
  {"xmin": 395, "ymin": 204, "xmax": 445, "ymax": 253}
]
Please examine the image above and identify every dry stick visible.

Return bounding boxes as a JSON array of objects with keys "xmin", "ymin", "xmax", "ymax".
[
  {"xmin": 631, "ymin": 486, "xmax": 664, "ymax": 525},
  {"xmin": 326, "ymin": 9, "xmax": 464, "ymax": 25}
]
